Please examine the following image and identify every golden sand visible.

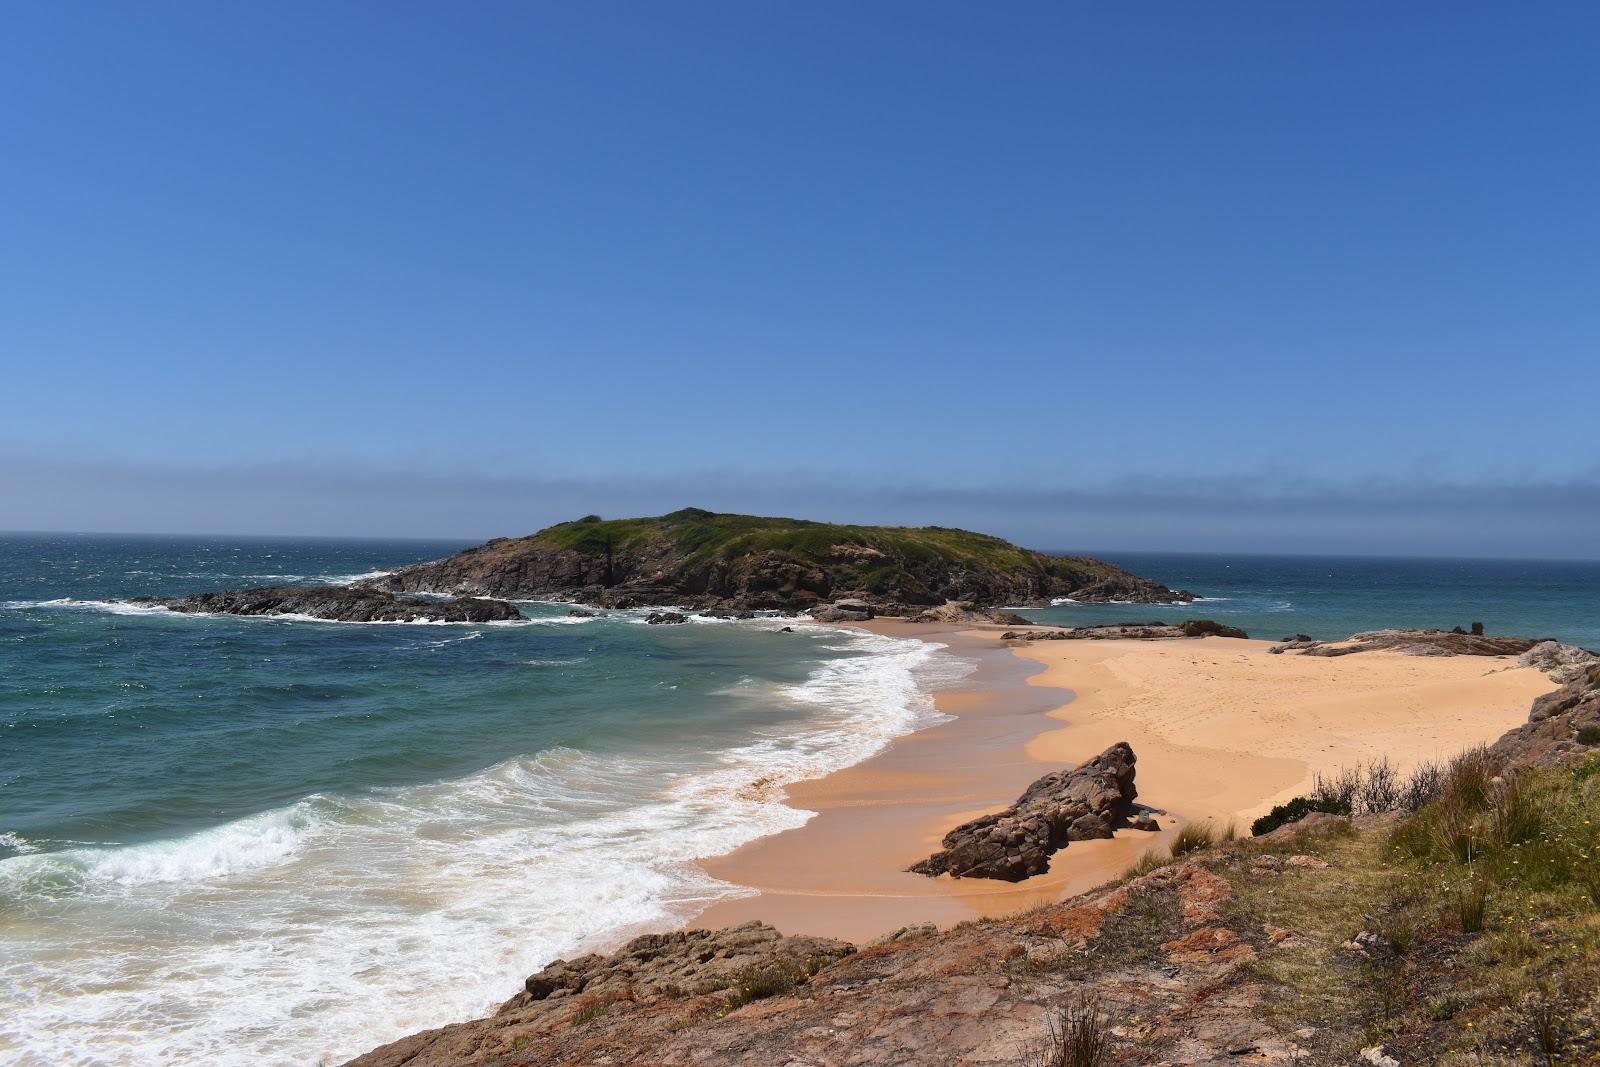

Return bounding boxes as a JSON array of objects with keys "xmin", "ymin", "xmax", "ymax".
[{"xmin": 686, "ymin": 623, "xmax": 1553, "ymax": 942}]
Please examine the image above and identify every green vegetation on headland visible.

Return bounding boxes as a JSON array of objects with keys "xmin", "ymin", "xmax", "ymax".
[{"xmin": 376, "ymin": 507, "xmax": 1192, "ymax": 610}]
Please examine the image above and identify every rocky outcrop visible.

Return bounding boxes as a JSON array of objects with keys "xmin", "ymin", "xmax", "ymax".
[
  {"xmin": 1001, "ymin": 619, "xmax": 1248, "ymax": 641},
  {"xmin": 1058, "ymin": 574, "xmax": 1197, "ymax": 604},
  {"xmin": 128, "ymin": 586, "xmax": 523, "ymax": 623},
  {"xmin": 1489, "ymin": 663, "xmax": 1600, "ymax": 771},
  {"xmin": 908, "ymin": 743, "xmax": 1142, "ymax": 882},
  {"xmin": 903, "ymin": 602, "xmax": 1035, "ymax": 626},
  {"xmin": 1298, "ymin": 628, "xmax": 1540, "ymax": 659},
  {"xmin": 809, "ymin": 598, "xmax": 876, "ymax": 623},
  {"xmin": 365, "ymin": 508, "xmax": 1191, "ymax": 613},
  {"xmin": 1517, "ymin": 640, "xmax": 1600, "ymax": 683},
  {"xmin": 644, "ymin": 611, "xmax": 688, "ymax": 625},
  {"xmin": 344, "ymin": 923, "xmax": 853, "ymax": 1067}
]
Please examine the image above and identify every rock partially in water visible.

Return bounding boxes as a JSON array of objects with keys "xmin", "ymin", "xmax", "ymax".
[
  {"xmin": 645, "ymin": 611, "xmax": 689, "ymax": 625},
  {"xmin": 1064, "ymin": 575, "xmax": 1197, "ymax": 604},
  {"xmin": 129, "ymin": 586, "xmax": 523, "ymax": 623},
  {"xmin": 908, "ymin": 742, "xmax": 1140, "ymax": 882}
]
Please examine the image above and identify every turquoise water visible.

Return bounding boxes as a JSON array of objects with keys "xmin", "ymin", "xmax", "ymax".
[
  {"xmin": 0, "ymin": 535, "xmax": 962, "ymax": 1066},
  {"xmin": 3, "ymin": 537, "xmax": 1597, "ymax": 1066},
  {"xmin": 1021, "ymin": 552, "xmax": 1600, "ymax": 649}
]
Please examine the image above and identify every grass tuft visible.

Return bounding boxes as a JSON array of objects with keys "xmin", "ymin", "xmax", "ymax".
[
  {"xmin": 1169, "ymin": 821, "xmax": 1217, "ymax": 857},
  {"xmin": 1029, "ymin": 995, "xmax": 1112, "ymax": 1067}
]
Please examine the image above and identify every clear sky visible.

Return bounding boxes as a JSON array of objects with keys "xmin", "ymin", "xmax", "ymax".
[{"xmin": 2, "ymin": 3, "xmax": 1597, "ymax": 557}]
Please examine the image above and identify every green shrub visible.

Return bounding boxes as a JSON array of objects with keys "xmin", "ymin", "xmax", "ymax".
[
  {"xmin": 1252, "ymin": 794, "xmax": 1352, "ymax": 836},
  {"xmin": 1577, "ymin": 725, "xmax": 1600, "ymax": 745},
  {"xmin": 722, "ymin": 959, "xmax": 807, "ymax": 1011}
]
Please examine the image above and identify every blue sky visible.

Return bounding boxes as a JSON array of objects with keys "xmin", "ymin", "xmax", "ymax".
[{"xmin": 2, "ymin": 3, "xmax": 1597, "ymax": 556}]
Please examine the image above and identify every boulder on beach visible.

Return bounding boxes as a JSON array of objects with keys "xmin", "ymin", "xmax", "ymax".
[{"xmin": 908, "ymin": 742, "xmax": 1140, "ymax": 882}]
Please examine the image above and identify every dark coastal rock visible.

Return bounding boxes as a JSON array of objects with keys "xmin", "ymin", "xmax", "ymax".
[
  {"xmin": 566, "ymin": 608, "xmax": 598, "ymax": 618},
  {"xmin": 645, "ymin": 611, "xmax": 689, "ymax": 625},
  {"xmin": 365, "ymin": 508, "xmax": 1191, "ymax": 614},
  {"xmin": 128, "ymin": 586, "xmax": 523, "ymax": 624},
  {"xmin": 1062, "ymin": 575, "xmax": 1198, "ymax": 604},
  {"xmin": 1298, "ymin": 628, "xmax": 1540, "ymax": 659},
  {"xmin": 809, "ymin": 607, "xmax": 869, "ymax": 623},
  {"xmin": 1177, "ymin": 619, "xmax": 1249, "ymax": 639},
  {"xmin": 908, "ymin": 742, "xmax": 1140, "ymax": 882},
  {"xmin": 1001, "ymin": 620, "xmax": 1246, "ymax": 642}
]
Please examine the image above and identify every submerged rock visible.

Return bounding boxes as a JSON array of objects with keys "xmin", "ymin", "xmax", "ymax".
[
  {"xmin": 128, "ymin": 586, "xmax": 523, "ymax": 623},
  {"xmin": 908, "ymin": 742, "xmax": 1140, "ymax": 882}
]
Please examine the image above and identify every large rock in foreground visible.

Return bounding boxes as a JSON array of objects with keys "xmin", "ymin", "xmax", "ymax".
[
  {"xmin": 130, "ymin": 586, "xmax": 524, "ymax": 623},
  {"xmin": 909, "ymin": 742, "xmax": 1141, "ymax": 881},
  {"xmin": 343, "ymin": 922, "xmax": 853, "ymax": 1067},
  {"xmin": 367, "ymin": 508, "xmax": 1191, "ymax": 612}
]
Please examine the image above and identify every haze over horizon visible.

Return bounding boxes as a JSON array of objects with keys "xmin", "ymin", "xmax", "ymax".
[{"xmin": 3, "ymin": 3, "xmax": 1597, "ymax": 558}]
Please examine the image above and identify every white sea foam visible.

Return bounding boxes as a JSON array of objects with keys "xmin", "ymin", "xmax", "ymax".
[
  {"xmin": 0, "ymin": 627, "xmax": 965, "ymax": 1067},
  {"xmin": 0, "ymin": 832, "xmax": 39, "ymax": 855},
  {"xmin": 3, "ymin": 598, "xmax": 543, "ymax": 627},
  {"xmin": 2, "ymin": 597, "xmax": 185, "ymax": 616},
  {"xmin": 320, "ymin": 569, "xmax": 394, "ymax": 585},
  {"xmin": 1048, "ymin": 596, "xmax": 1210, "ymax": 607}
]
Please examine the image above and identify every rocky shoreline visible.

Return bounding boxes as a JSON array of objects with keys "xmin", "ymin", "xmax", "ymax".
[
  {"xmin": 127, "ymin": 585, "xmax": 525, "ymax": 623},
  {"xmin": 343, "ymin": 656, "xmax": 1600, "ymax": 1067}
]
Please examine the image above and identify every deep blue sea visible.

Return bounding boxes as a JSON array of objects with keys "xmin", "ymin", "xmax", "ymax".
[
  {"xmin": 1021, "ymin": 551, "xmax": 1600, "ymax": 650},
  {"xmin": 1, "ymin": 536, "xmax": 1596, "ymax": 1066}
]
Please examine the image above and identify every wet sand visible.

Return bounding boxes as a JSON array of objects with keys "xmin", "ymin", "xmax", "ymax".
[{"xmin": 686, "ymin": 624, "xmax": 1553, "ymax": 944}]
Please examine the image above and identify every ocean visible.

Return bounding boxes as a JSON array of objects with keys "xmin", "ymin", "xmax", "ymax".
[
  {"xmin": 1, "ymin": 535, "xmax": 1596, "ymax": 1065},
  {"xmin": 1022, "ymin": 551, "xmax": 1600, "ymax": 649},
  {"xmin": 0, "ymin": 534, "xmax": 964, "ymax": 1066}
]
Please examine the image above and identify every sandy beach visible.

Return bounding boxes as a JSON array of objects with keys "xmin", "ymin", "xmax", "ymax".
[{"xmin": 689, "ymin": 623, "xmax": 1555, "ymax": 943}]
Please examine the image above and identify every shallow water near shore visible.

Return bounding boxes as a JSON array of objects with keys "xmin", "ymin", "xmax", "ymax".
[
  {"xmin": 2, "ymin": 535, "xmax": 1595, "ymax": 1065},
  {"xmin": 0, "ymin": 534, "xmax": 966, "ymax": 1066}
]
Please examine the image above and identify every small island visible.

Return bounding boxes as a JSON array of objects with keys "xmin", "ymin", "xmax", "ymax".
[{"xmin": 368, "ymin": 507, "xmax": 1192, "ymax": 612}]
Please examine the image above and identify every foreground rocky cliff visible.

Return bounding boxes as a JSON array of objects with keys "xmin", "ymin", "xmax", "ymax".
[
  {"xmin": 345, "ymin": 652, "xmax": 1600, "ymax": 1067},
  {"xmin": 368, "ymin": 508, "xmax": 1192, "ymax": 611}
]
